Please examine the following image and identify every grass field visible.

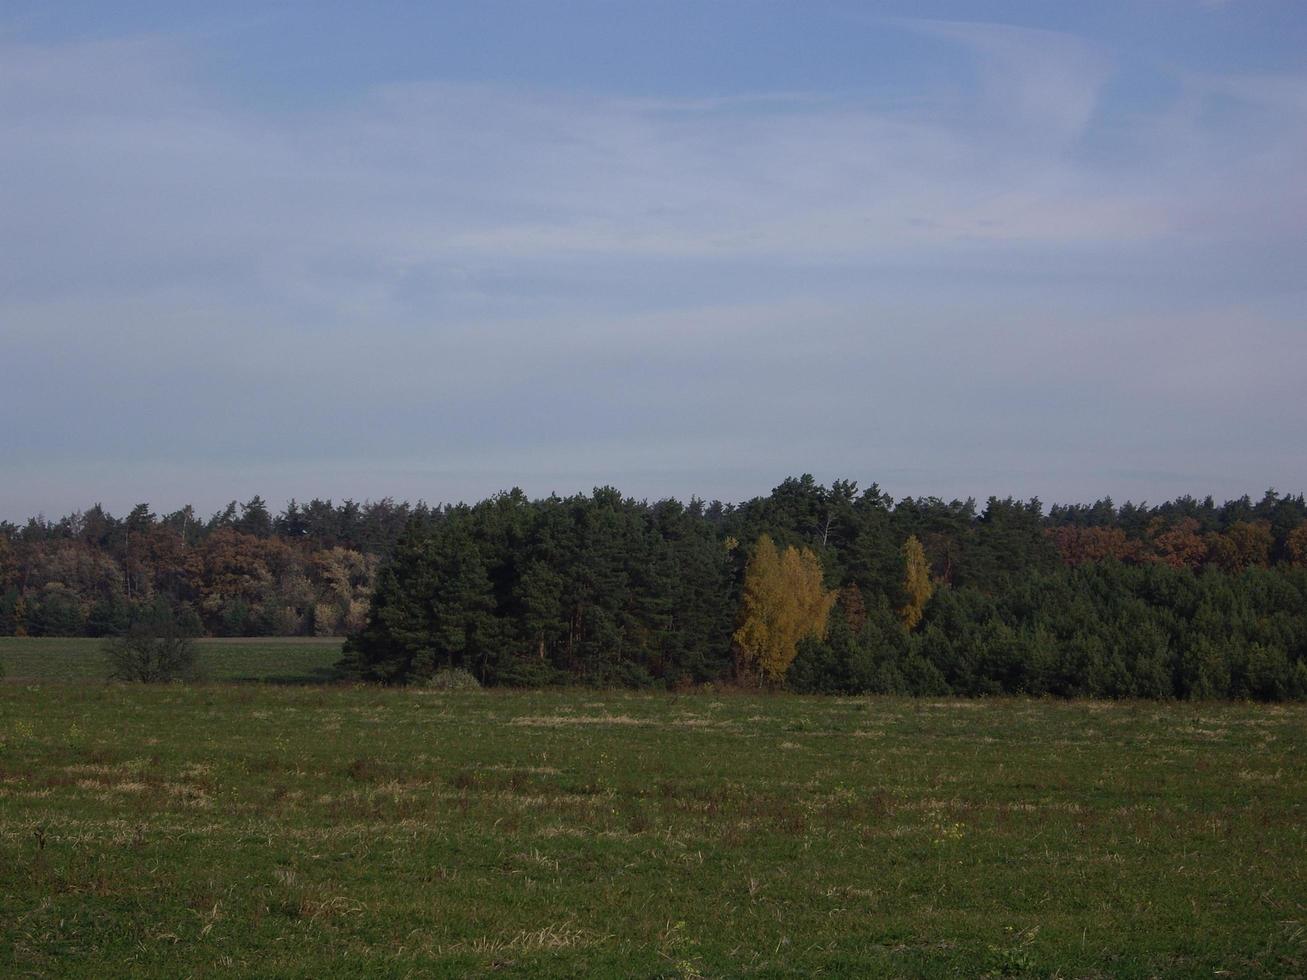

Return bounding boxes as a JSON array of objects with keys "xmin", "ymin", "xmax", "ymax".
[
  {"xmin": 1, "ymin": 686, "xmax": 1304, "ymax": 977},
  {"xmin": 0, "ymin": 636, "xmax": 344, "ymax": 684}
]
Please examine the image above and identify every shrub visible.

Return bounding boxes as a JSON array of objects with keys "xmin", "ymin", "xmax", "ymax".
[
  {"xmin": 423, "ymin": 668, "xmax": 482, "ymax": 691},
  {"xmin": 104, "ymin": 622, "xmax": 199, "ymax": 683},
  {"xmin": 28, "ymin": 585, "xmax": 86, "ymax": 636}
]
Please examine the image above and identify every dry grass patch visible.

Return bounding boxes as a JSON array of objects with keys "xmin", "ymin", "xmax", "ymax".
[
  {"xmin": 447, "ymin": 923, "xmax": 611, "ymax": 955},
  {"xmin": 512, "ymin": 714, "xmax": 654, "ymax": 727}
]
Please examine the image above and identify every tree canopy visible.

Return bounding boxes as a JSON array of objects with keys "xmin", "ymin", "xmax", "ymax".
[{"xmin": 4, "ymin": 479, "xmax": 1307, "ymax": 700}]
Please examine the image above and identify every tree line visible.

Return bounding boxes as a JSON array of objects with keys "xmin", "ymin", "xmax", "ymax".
[
  {"xmin": 4, "ymin": 479, "xmax": 1307, "ymax": 699},
  {"xmin": 338, "ymin": 480, "xmax": 1307, "ymax": 699},
  {"xmin": 0, "ymin": 496, "xmax": 417, "ymax": 638}
]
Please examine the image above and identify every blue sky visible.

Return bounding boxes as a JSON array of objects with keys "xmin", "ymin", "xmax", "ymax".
[{"xmin": 2, "ymin": 1, "xmax": 1305, "ymax": 519}]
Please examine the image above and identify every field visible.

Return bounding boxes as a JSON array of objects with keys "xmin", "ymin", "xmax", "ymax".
[
  {"xmin": 1, "ymin": 678, "xmax": 1304, "ymax": 978},
  {"xmin": 0, "ymin": 636, "xmax": 344, "ymax": 684}
]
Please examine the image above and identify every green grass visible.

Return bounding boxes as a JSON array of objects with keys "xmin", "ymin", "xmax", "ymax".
[
  {"xmin": 0, "ymin": 636, "xmax": 345, "ymax": 684},
  {"xmin": 1, "ymin": 688, "xmax": 1303, "ymax": 977}
]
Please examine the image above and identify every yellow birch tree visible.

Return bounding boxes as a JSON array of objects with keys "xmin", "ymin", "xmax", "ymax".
[
  {"xmin": 734, "ymin": 535, "xmax": 837, "ymax": 684},
  {"xmin": 898, "ymin": 534, "xmax": 933, "ymax": 630}
]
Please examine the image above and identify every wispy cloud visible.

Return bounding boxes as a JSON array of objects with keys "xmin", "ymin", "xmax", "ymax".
[
  {"xmin": 0, "ymin": 19, "xmax": 1304, "ymax": 515},
  {"xmin": 0, "ymin": 29, "xmax": 1208, "ymax": 311},
  {"xmin": 1198, "ymin": 71, "xmax": 1307, "ymax": 114},
  {"xmin": 899, "ymin": 19, "xmax": 1112, "ymax": 144}
]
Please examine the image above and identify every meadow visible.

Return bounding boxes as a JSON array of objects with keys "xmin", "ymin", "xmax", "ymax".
[{"xmin": 1, "ymin": 674, "xmax": 1304, "ymax": 977}]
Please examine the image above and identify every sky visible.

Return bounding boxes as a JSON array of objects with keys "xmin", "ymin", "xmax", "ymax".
[{"xmin": 2, "ymin": 0, "xmax": 1305, "ymax": 521}]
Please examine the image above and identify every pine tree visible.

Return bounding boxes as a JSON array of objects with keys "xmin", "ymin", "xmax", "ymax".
[{"xmin": 338, "ymin": 519, "xmax": 441, "ymax": 682}]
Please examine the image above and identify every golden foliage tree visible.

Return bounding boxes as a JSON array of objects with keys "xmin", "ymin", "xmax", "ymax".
[
  {"xmin": 1288, "ymin": 523, "xmax": 1307, "ymax": 566},
  {"xmin": 733, "ymin": 535, "xmax": 837, "ymax": 684},
  {"xmin": 1229, "ymin": 520, "xmax": 1273, "ymax": 566},
  {"xmin": 898, "ymin": 534, "xmax": 934, "ymax": 631}
]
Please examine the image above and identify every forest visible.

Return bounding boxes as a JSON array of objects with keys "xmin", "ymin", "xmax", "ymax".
[{"xmin": 4, "ymin": 478, "xmax": 1307, "ymax": 698}]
